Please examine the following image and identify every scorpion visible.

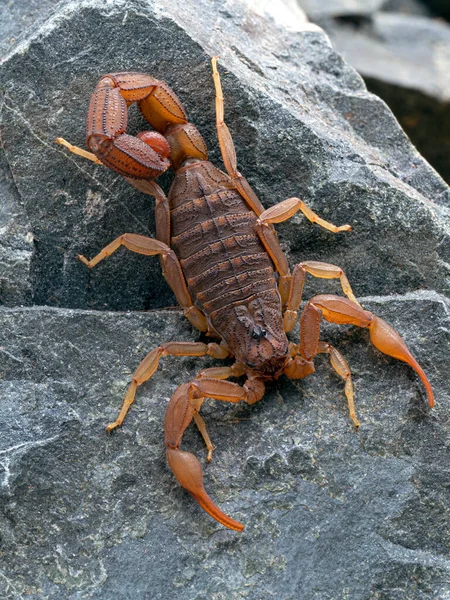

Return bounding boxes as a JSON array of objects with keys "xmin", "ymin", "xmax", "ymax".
[{"xmin": 57, "ymin": 57, "xmax": 434, "ymax": 531}]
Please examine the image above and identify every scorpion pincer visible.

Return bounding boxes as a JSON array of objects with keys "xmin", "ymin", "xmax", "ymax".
[{"xmin": 57, "ymin": 57, "xmax": 434, "ymax": 531}]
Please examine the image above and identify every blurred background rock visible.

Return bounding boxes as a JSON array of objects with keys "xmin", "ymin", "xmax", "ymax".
[{"xmin": 296, "ymin": 0, "xmax": 450, "ymax": 184}]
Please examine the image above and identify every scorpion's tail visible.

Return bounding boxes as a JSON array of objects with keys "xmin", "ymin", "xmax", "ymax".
[{"xmin": 164, "ymin": 383, "xmax": 244, "ymax": 532}]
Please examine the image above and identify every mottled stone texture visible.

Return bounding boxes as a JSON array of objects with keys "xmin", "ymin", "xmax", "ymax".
[
  {"xmin": 1, "ymin": 0, "xmax": 449, "ymax": 311},
  {"xmin": 0, "ymin": 0, "xmax": 62, "ymax": 58},
  {"xmin": 0, "ymin": 0, "xmax": 449, "ymax": 598},
  {"xmin": 0, "ymin": 295, "xmax": 448, "ymax": 599}
]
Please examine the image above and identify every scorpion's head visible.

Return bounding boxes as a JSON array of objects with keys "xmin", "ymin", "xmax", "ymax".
[{"xmin": 211, "ymin": 294, "xmax": 289, "ymax": 377}]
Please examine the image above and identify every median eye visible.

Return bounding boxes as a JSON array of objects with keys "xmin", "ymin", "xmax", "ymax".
[{"xmin": 251, "ymin": 327, "xmax": 267, "ymax": 340}]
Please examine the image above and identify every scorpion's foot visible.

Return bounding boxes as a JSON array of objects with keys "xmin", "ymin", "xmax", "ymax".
[
  {"xmin": 105, "ymin": 421, "xmax": 121, "ymax": 434},
  {"xmin": 77, "ymin": 254, "xmax": 90, "ymax": 267}
]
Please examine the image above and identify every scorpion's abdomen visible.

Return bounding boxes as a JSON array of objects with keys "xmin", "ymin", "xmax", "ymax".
[{"xmin": 169, "ymin": 162, "xmax": 277, "ymax": 316}]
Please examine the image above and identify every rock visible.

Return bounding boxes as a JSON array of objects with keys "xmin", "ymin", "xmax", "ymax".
[
  {"xmin": 0, "ymin": 0, "xmax": 59, "ymax": 307},
  {"xmin": 297, "ymin": 0, "xmax": 386, "ymax": 19},
  {"xmin": 297, "ymin": 0, "xmax": 433, "ymax": 19},
  {"xmin": 0, "ymin": 0, "xmax": 449, "ymax": 598},
  {"xmin": 0, "ymin": 0, "xmax": 63, "ymax": 58},
  {"xmin": 0, "ymin": 294, "xmax": 448, "ymax": 599},
  {"xmin": 382, "ymin": 0, "xmax": 432, "ymax": 16},
  {"xmin": 312, "ymin": 12, "xmax": 450, "ymax": 184},
  {"xmin": 0, "ymin": 144, "xmax": 33, "ymax": 306},
  {"xmin": 419, "ymin": 0, "xmax": 450, "ymax": 21},
  {"xmin": 319, "ymin": 13, "xmax": 450, "ymax": 104},
  {"xmin": 1, "ymin": 0, "xmax": 448, "ymax": 311}
]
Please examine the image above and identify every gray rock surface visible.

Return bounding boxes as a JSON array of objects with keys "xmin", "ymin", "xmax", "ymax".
[
  {"xmin": 320, "ymin": 12, "xmax": 450, "ymax": 103},
  {"xmin": 298, "ymin": 0, "xmax": 432, "ymax": 18},
  {"xmin": 310, "ymin": 11, "xmax": 450, "ymax": 184},
  {"xmin": 0, "ymin": 0, "xmax": 449, "ymax": 598},
  {"xmin": 297, "ymin": 0, "xmax": 386, "ymax": 19},
  {"xmin": 1, "ymin": 0, "xmax": 448, "ymax": 311},
  {"xmin": 0, "ymin": 295, "xmax": 448, "ymax": 599},
  {"xmin": 0, "ymin": 0, "xmax": 62, "ymax": 58},
  {"xmin": 0, "ymin": 141, "xmax": 33, "ymax": 306},
  {"xmin": 382, "ymin": 0, "xmax": 432, "ymax": 16}
]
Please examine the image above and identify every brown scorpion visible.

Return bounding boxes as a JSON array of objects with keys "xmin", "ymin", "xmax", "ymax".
[{"xmin": 57, "ymin": 57, "xmax": 434, "ymax": 531}]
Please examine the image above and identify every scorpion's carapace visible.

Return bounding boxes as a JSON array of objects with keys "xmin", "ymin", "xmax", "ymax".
[{"xmin": 57, "ymin": 57, "xmax": 434, "ymax": 531}]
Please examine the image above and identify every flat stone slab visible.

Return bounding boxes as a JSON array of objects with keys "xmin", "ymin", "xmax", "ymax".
[
  {"xmin": 0, "ymin": 0, "xmax": 449, "ymax": 311},
  {"xmin": 0, "ymin": 291, "xmax": 448, "ymax": 599}
]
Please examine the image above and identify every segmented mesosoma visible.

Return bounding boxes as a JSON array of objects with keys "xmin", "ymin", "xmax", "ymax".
[{"xmin": 57, "ymin": 57, "xmax": 434, "ymax": 531}]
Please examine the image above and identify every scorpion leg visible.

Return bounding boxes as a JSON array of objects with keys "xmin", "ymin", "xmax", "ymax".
[
  {"xmin": 106, "ymin": 342, "xmax": 229, "ymax": 433},
  {"xmin": 256, "ymin": 197, "xmax": 352, "ymax": 304},
  {"xmin": 191, "ymin": 364, "xmax": 246, "ymax": 460},
  {"xmin": 284, "ymin": 339, "xmax": 358, "ymax": 424},
  {"xmin": 165, "ymin": 368, "xmax": 264, "ymax": 530},
  {"xmin": 78, "ymin": 233, "xmax": 169, "ymax": 268},
  {"xmin": 211, "ymin": 57, "xmax": 353, "ymax": 305},
  {"xmin": 121, "ymin": 179, "xmax": 170, "ymax": 247},
  {"xmin": 211, "ymin": 57, "xmax": 265, "ymax": 216},
  {"xmin": 282, "ymin": 261, "xmax": 360, "ymax": 332},
  {"xmin": 55, "ymin": 137, "xmax": 103, "ymax": 164},
  {"xmin": 211, "ymin": 55, "xmax": 292, "ymax": 304},
  {"xmin": 258, "ymin": 196, "xmax": 351, "ymax": 234},
  {"xmin": 292, "ymin": 294, "xmax": 434, "ymax": 423},
  {"xmin": 318, "ymin": 341, "xmax": 359, "ymax": 426},
  {"xmin": 124, "ymin": 179, "xmax": 208, "ymax": 329},
  {"xmin": 79, "ymin": 233, "xmax": 207, "ymax": 331},
  {"xmin": 253, "ymin": 228, "xmax": 360, "ymax": 320}
]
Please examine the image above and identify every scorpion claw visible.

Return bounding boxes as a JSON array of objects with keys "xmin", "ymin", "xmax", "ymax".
[
  {"xmin": 164, "ymin": 381, "xmax": 245, "ymax": 530},
  {"xmin": 369, "ymin": 316, "xmax": 435, "ymax": 408},
  {"xmin": 166, "ymin": 447, "xmax": 244, "ymax": 531}
]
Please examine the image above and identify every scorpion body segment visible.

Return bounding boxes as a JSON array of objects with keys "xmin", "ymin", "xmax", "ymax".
[
  {"xmin": 169, "ymin": 161, "xmax": 289, "ymax": 372},
  {"xmin": 57, "ymin": 58, "xmax": 434, "ymax": 532}
]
